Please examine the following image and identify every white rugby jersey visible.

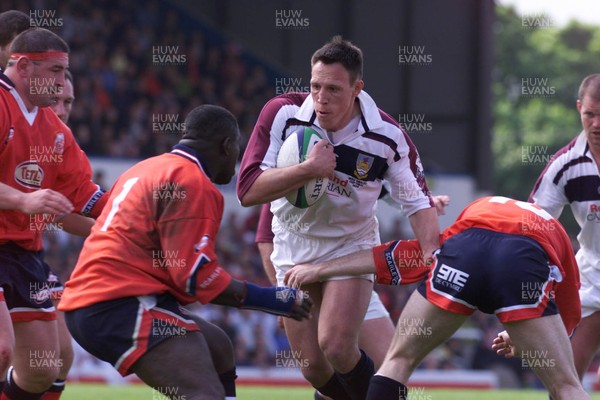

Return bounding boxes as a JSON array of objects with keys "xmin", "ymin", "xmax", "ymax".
[
  {"xmin": 237, "ymin": 91, "xmax": 433, "ymax": 239},
  {"xmin": 530, "ymin": 132, "xmax": 600, "ymax": 272}
]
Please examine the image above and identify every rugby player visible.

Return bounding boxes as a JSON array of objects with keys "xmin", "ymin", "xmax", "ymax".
[
  {"xmin": 285, "ymin": 196, "xmax": 589, "ymax": 400},
  {"xmin": 59, "ymin": 105, "xmax": 312, "ymax": 400}
]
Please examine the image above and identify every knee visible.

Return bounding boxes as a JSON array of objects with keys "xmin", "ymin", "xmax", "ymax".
[
  {"xmin": 319, "ymin": 334, "xmax": 356, "ymax": 369},
  {"xmin": 59, "ymin": 339, "xmax": 74, "ymax": 375},
  {"xmin": 18, "ymin": 364, "xmax": 59, "ymax": 392},
  {"xmin": 0, "ymin": 342, "xmax": 13, "ymax": 376}
]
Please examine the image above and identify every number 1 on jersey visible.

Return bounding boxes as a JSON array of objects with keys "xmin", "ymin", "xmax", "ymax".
[{"xmin": 100, "ymin": 177, "xmax": 139, "ymax": 232}]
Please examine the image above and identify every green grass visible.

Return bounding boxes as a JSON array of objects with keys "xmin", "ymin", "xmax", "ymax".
[{"xmin": 60, "ymin": 383, "xmax": 600, "ymax": 399}]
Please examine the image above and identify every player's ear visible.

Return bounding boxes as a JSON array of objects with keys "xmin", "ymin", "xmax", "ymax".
[
  {"xmin": 221, "ymin": 135, "xmax": 233, "ymax": 156},
  {"xmin": 353, "ymin": 79, "xmax": 364, "ymax": 96},
  {"xmin": 15, "ymin": 56, "xmax": 34, "ymax": 77}
]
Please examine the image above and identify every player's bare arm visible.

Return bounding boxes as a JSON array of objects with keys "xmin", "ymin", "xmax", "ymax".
[
  {"xmin": 0, "ymin": 182, "xmax": 73, "ymax": 215},
  {"xmin": 284, "ymin": 249, "xmax": 376, "ymax": 288},
  {"xmin": 59, "ymin": 213, "xmax": 95, "ymax": 236},
  {"xmin": 240, "ymin": 139, "xmax": 336, "ymax": 206},
  {"xmin": 211, "ymin": 278, "xmax": 313, "ymax": 321},
  {"xmin": 408, "ymin": 207, "xmax": 441, "ymax": 262}
]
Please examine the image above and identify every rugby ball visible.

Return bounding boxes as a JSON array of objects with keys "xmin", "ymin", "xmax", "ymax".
[{"xmin": 276, "ymin": 127, "xmax": 330, "ymax": 208}]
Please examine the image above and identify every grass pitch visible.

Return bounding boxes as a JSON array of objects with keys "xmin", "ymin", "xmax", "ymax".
[{"xmin": 61, "ymin": 383, "xmax": 600, "ymax": 399}]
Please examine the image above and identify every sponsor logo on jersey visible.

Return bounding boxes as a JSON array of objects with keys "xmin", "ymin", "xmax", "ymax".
[
  {"xmin": 354, "ymin": 154, "xmax": 374, "ymax": 179},
  {"xmin": 53, "ymin": 132, "xmax": 65, "ymax": 155},
  {"xmin": 15, "ymin": 161, "xmax": 44, "ymax": 189},
  {"xmin": 587, "ymin": 203, "xmax": 600, "ymax": 222},
  {"xmin": 434, "ymin": 264, "xmax": 469, "ymax": 292}
]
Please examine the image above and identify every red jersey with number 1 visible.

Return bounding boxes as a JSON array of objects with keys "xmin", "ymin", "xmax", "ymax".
[
  {"xmin": 59, "ymin": 146, "xmax": 232, "ymax": 311},
  {"xmin": 0, "ymin": 71, "xmax": 106, "ymax": 251},
  {"xmin": 373, "ymin": 196, "xmax": 580, "ymax": 334}
]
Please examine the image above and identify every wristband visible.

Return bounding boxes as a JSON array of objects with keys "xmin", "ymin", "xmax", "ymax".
[{"xmin": 241, "ymin": 283, "xmax": 300, "ymax": 317}]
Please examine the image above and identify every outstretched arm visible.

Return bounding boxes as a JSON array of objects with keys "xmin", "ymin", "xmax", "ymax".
[
  {"xmin": 211, "ymin": 279, "xmax": 313, "ymax": 321},
  {"xmin": 284, "ymin": 249, "xmax": 375, "ymax": 287}
]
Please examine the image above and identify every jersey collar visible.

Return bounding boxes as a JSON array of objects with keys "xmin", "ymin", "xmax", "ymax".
[
  {"xmin": 170, "ymin": 144, "xmax": 212, "ymax": 179},
  {"xmin": 0, "ymin": 69, "xmax": 15, "ymax": 92},
  {"xmin": 295, "ymin": 90, "xmax": 384, "ymax": 134}
]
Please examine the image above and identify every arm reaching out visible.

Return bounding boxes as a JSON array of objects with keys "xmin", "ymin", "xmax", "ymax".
[
  {"xmin": 212, "ymin": 279, "xmax": 313, "ymax": 321},
  {"xmin": 284, "ymin": 249, "xmax": 376, "ymax": 288}
]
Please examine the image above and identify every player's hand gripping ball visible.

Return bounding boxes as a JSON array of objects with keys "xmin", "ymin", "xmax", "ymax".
[{"xmin": 277, "ymin": 127, "xmax": 330, "ymax": 208}]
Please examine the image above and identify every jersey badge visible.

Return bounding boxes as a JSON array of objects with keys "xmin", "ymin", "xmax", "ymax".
[
  {"xmin": 354, "ymin": 154, "xmax": 374, "ymax": 179},
  {"xmin": 54, "ymin": 132, "xmax": 65, "ymax": 155}
]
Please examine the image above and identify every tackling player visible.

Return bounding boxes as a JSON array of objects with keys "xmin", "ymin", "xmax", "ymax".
[
  {"xmin": 0, "ymin": 28, "xmax": 107, "ymax": 400},
  {"xmin": 59, "ymin": 105, "xmax": 312, "ymax": 400},
  {"xmin": 285, "ymin": 196, "xmax": 589, "ymax": 400}
]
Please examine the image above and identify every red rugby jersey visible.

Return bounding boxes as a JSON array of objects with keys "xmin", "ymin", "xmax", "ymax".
[
  {"xmin": 59, "ymin": 146, "xmax": 232, "ymax": 311},
  {"xmin": 0, "ymin": 71, "xmax": 106, "ymax": 251},
  {"xmin": 373, "ymin": 196, "xmax": 581, "ymax": 334}
]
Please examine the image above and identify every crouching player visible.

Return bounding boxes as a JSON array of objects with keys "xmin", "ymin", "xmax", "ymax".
[
  {"xmin": 59, "ymin": 105, "xmax": 312, "ymax": 400},
  {"xmin": 285, "ymin": 196, "xmax": 589, "ymax": 400}
]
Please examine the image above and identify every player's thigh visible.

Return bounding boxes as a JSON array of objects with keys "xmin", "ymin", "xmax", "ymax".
[
  {"xmin": 319, "ymin": 278, "xmax": 372, "ymax": 342},
  {"xmin": 0, "ymin": 300, "xmax": 15, "ymax": 374},
  {"xmin": 379, "ymin": 290, "xmax": 466, "ymax": 382},
  {"xmin": 132, "ymin": 330, "xmax": 224, "ymax": 399},
  {"xmin": 502, "ymin": 314, "xmax": 582, "ymax": 394},
  {"xmin": 185, "ymin": 312, "xmax": 234, "ymax": 373},
  {"xmin": 570, "ymin": 311, "xmax": 600, "ymax": 378}
]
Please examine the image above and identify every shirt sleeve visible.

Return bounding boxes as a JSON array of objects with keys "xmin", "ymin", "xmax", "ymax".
[
  {"xmin": 383, "ymin": 129, "xmax": 434, "ymax": 216},
  {"xmin": 236, "ymin": 96, "xmax": 293, "ymax": 202},
  {"xmin": 54, "ymin": 130, "xmax": 107, "ymax": 218},
  {"xmin": 373, "ymin": 239, "xmax": 430, "ymax": 285},
  {"xmin": 529, "ymin": 154, "xmax": 569, "ymax": 218}
]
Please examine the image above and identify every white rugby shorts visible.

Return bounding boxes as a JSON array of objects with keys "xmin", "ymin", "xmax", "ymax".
[{"xmin": 578, "ymin": 251, "xmax": 600, "ymax": 318}]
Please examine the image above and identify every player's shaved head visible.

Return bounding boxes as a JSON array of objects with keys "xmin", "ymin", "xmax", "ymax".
[
  {"xmin": 311, "ymin": 35, "xmax": 363, "ymax": 84},
  {"xmin": 181, "ymin": 105, "xmax": 241, "ymax": 184},
  {"xmin": 579, "ymin": 74, "xmax": 600, "ymax": 101},
  {"xmin": 9, "ymin": 27, "xmax": 69, "ymax": 55},
  {"xmin": 182, "ymin": 105, "xmax": 239, "ymax": 145}
]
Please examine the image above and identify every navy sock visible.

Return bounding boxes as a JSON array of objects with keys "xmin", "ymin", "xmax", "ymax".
[
  {"xmin": 314, "ymin": 373, "xmax": 351, "ymax": 400},
  {"xmin": 337, "ymin": 349, "xmax": 375, "ymax": 400},
  {"xmin": 2, "ymin": 368, "xmax": 44, "ymax": 400},
  {"xmin": 366, "ymin": 375, "xmax": 408, "ymax": 400},
  {"xmin": 219, "ymin": 367, "xmax": 237, "ymax": 397}
]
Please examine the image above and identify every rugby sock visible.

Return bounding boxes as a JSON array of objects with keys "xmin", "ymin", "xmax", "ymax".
[
  {"xmin": 337, "ymin": 349, "xmax": 374, "ymax": 400},
  {"xmin": 366, "ymin": 375, "xmax": 408, "ymax": 400},
  {"xmin": 314, "ymin": 373, "xmax": 351, "ymax": 400},
  {"xmin": 219, "ymin": 367, "xmax": 237, "ymax": 399},
  {"xmin": 2, "ymin": 368, "xmax": 44, "ymax": 400},
  {"xmin": 41, "ymin": 379, "xmax": 65, "ymax": 399}
]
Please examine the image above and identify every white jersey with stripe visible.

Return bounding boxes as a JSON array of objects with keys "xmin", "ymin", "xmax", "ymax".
[
  {"xmin": 239, "ymin": 91, "xmax": 433, "ymax": 239},
  {"xmin": 530, "ymin": 131, "xmax": 600, "ymax": 272}
]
